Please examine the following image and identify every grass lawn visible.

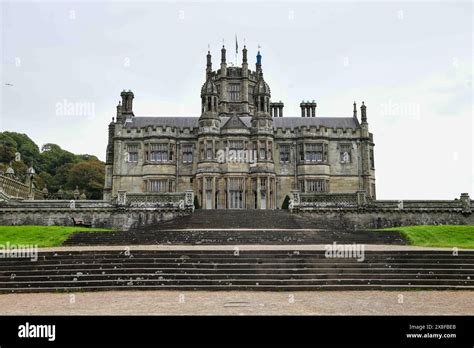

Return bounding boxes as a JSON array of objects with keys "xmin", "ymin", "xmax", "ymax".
[
  {"xmin": 377, "ymin": 225, "xmax": 474, "ymax": 249},
  {"xmin": 0, "ymin": 225, "xmax": 113, "ymax": 248}
]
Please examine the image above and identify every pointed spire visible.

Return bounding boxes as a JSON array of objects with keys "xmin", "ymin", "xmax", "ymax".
[
  {"xmin": 256, "ymin": 49, "xmax": 262, "ymax": 75},
  {"xmin": 361, "ymin": 101, "xmax": 367, "ymax": 123},
  {"xmin": 242, "ymin": 45, "xmax": 247, "ymax": 64},
  {"xmin": 206, "ymin": 50, "xmax": 212, "ymax": 78},
  {"xmin": 221, "ymin": 45, "xmax": 226, "ymax": 64},
  {"xmin": 353, "ymin": 101, "xmax": 357, "ymax": 118}
]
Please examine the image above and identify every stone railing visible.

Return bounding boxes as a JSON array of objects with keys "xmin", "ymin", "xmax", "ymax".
[
  {"xmin": 290, "ymin": 190, "xmax": 472, "ymax": 215},
  {"xmin": 115, "ymin": 190, "xmax": 194, "ymax": 211},
  {"xmin": 291, "ymin": 190, "xmax": 367, "ymax": 210},
  {"xmin": 0, "ymin": 175, "xmax": 31, "ymax": 200}
]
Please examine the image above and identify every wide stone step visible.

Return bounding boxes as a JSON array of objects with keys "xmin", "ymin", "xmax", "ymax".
[
  {"xmin": 2, "ymin": 273, "xmax": 472, "ymax": 282},
  {"xmin": 1, "ymin": 249, "xmax": 473, "ymax": 292},
  {"xmin": 2, "ymin": 279, "xmax": 474, "ymax": 290},
  {"xmin": 2, "ymin": 284, "xmax": 474, "ymax": 293},
  {"xmin": 63, "ymin": 228, "xmax": 407, "ymax": 246}
]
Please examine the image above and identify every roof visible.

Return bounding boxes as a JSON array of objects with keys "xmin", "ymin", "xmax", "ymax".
[{"xmin": 123, "ymin": 116, "xmax": 359, "ymax": 129}]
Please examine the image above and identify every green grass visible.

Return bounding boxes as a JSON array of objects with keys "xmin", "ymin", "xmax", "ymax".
[
  {"xmin": 377, "ymin": 225, "xmax": 474, "ymax": 249},
  {"xmin": 0, "ymin": 225, "xmax": 113, "ymax": 248}
]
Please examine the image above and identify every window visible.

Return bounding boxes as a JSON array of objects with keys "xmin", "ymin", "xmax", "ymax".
[
  {"xmin": 228, "ymin": 140, "xmax": 244, "ymax": 151},
  {"xmin": 306, "ymin": 179, "xmax": 327, "ymax": 193},
  {"xmin": 280, "ymin": 144, "xmax": 290, "ymax": 163},
  {"xmin": 370, "ymin": 149, "xmax": 375, "ymax": 169},
  {"xmin": 149, "ymin": 143, "xmax": 168, "ymax": 162},
  {"xmin": 127, "ymin": 144, "xmax": 139, "ymax": 163},
  {"xmin": 340, "ymin": 144, "xmax": 351, "ymax": 163},
  {"xmin": 148, "ymin": 179, "xmax": 168, "ymax": 192},
  {"xmin": 182, "ymin": 144, "xmax": 193, "ymax": 163},
  {"xmin": 305, "ymin": 143, "xmax": 324, "ymax": 162},
  {"xmin": 298, "ymin": 180, "xmax": 305, "ymax": 192},
  {"xmin": 259, "ymin": 141, "xmax": 266, "ymax": 160},
  {"xmin": 299, "ymin": 144, "xmax": 304, "ymax": 161},
  {"xmin": 229, "ymin": 83, "xmax": 241, "ymax": 101},
  {"xmin": 206, "ymin": 141, "xmax": 213, "ymax": 160}
]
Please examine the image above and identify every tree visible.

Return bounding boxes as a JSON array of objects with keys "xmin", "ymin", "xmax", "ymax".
[
  {"xmin": 39, "ymin": 143, "xmax": 76, "ymax": 176},
  {"xmin": 2, "ymin": 132, "xmax": 40, "ymax": 167},
  {"xmin": 67, "ymin": 160, "xmax": 105, "ymax": 199},
  {"xmin": 0, "ymin": 132, "xmax": 106, "ymax": 199},
  {"xmin": 0, "ymin": 133, "xmax": 17, "ymax": 163}
]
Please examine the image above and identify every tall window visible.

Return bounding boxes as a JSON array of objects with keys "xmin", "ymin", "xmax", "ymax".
[
  {"xmin": 280, "ymin": 144, "xmax": 290, "ymax": 163},
  {"xmin": 127, "ymin": 144, "xmax": 139, "ymax": 163},
  {"xmin": 149, "ymin": 144, "xmax": 168, "ymax": 162},
  {"xmin": 299, "ymin": 144, "xmax": 304, "ymax": 161},
  {"xmin": 229, "ymin": 83, "xmax": 241, "ymax": 101},
  {"xmin": 182, "ymin": 144, "xmax": 193, "ymax": 163},
  {"xmin": 306, "ymin": 179, "xmax": 327, "ymax": 193},
  {"xmin": 370, "ymin": 149, "xmax": 375, "ymax": 169},
  {"xmin": 259, "ymin": 141, "xmax": 266, "ymax": 160},
  {"xmin": 340, "ymin": 144, "xmax": 352, "ymax": 163},
  {"xmin": 206, "ymin": 141, "xmax": 213, "ymax": 160},
  {"xmin": 148, "ymin": 179, "xmax": 168, "ymax": 192},
  {"xmin": 305, "ymin": 143, "xmax": 324, "ymax": 162}
]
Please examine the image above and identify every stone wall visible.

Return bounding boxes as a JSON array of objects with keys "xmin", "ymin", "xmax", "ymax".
[
  {"xmin": 291, "ymin": 191, "xmax": 473, "ymax": 230},
  {"xmin": 296, "ymin": 210, "xmax": 474, "ymax": 230},
  {"xmin": 0, "ymin": 191, "xmax": 194, "ymax": 230}
]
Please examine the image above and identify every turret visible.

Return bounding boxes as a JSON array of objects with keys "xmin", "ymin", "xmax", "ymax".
[
  {"xmin": 241, "ymin": 45, "xmax": 249, "ymax": 114},
  {"xmin": 199, "ymin": 76, "xmax": 220, "ymax": 133},
  {"xmin": 252, "ymin": 54, "xmax": 272, "ymax": 132},
  {"xmin": 220, "ymin": 45, "xmax": 227, "ymax": 73}
]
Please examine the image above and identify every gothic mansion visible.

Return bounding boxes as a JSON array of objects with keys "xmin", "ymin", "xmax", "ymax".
[{"xmin": 103, "ymin": 46, "xmax": 376, "ymax": 209}]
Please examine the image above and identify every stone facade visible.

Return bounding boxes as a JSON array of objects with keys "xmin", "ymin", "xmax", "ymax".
[{"xmin": 103, "ymin": 46, "xmax": 376, "ymax": 209}]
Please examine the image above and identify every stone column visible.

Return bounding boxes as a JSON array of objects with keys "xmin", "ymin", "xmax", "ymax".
[
  {"xmin": 212, "ymin": 176, "xmax": 216, "ymax": 209},
  {"xmin": 256, "ymin": 177, "xmax": 261, "ymax": 209}
]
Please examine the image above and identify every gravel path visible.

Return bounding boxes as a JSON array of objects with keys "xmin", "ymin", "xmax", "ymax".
[{"xmin": 1, "ymin": 291, "xmax": 473, "ymax": 315}]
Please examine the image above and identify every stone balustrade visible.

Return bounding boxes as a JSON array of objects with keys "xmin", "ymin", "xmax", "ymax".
[
  {"xmin": 291, "ymin": 190, "xmax": 472, "ymax": 215},
  {"xmin": 116, "ymin": 190, "xmax": 194, "ymax": 211},
  {"xmin": 0, "ymin": 175, "xmax": 31, "ymax": 200}
]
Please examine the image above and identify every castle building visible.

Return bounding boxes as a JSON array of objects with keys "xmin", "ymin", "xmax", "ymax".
[{"xmin": 103, "ymin": 46, "xmax": 376, "ymax": 209}]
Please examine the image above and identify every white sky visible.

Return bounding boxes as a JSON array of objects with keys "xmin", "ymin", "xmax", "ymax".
[{"xmin": 0, "ymin": 0, "xmax": 472, "ymax": 199}]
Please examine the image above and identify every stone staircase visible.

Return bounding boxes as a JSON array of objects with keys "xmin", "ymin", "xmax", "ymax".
[
  {"xmin": 0, "ymin": 249, "xmax": 473, "ymax": 292},
  {"xmin": 63, "ymin": 210, "xmax": 407, "ymax": 246}
]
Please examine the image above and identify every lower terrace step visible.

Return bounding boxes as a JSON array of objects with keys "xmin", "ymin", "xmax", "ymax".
[
  {"xmin": 63, "ymin": 229, "xmax": 407, "ymax": 246},
  {"xmin": 0, "ymin": 250, "xmax": 473, "ymax": 292}
]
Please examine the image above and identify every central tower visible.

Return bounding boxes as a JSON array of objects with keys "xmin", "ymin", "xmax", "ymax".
[{"xmin": 205, "ymin": 45, "xmax": 269, "ymax": 117}]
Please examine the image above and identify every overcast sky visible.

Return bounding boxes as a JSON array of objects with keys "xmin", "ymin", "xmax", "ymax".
[{"xmin": 1, "ymin": 1, "xmax": 472, "ymax": 199}]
